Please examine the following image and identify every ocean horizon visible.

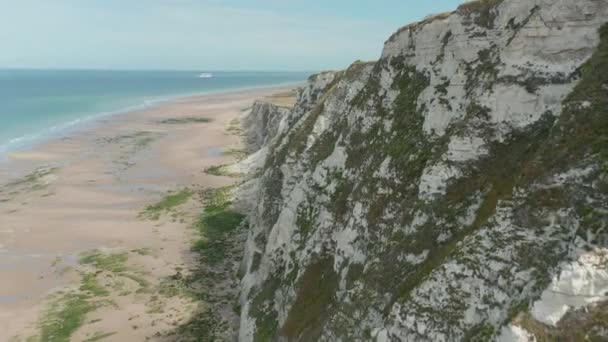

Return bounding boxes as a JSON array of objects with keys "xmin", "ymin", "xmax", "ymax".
[{"xmin": 0, "ymin": 69, "xmax": 311, "ymax": 155}]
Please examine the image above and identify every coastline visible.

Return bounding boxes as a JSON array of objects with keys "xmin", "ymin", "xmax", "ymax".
[
  {"xmin": 0, "ymin": 80, "xmax": 305, "ymax": 160},
  {"xmin": 0, "ymin": 85, "xmax": 296, "ymax": 341}
]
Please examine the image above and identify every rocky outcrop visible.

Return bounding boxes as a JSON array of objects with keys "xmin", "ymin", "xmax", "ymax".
[
  {"xmin": 235, "ymin": 0, "xmax": 608, "ymax": 341},
  {"xmin": 244, "ymin": 102, "xmax": 292, "ymax": 153}
]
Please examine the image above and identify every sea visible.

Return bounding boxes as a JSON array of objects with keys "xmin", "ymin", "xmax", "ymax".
[{"xmin": 0, "ymin": 69, "xmax": 310, "ymax": 156}]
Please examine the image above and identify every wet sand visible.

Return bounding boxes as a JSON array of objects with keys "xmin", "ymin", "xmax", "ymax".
[{"xmin": 0, "ymin": 86, "xmax": 293, "ymax": 341}]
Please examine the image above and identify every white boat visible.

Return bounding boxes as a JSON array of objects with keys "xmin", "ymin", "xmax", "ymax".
[{"xmin": 198, "ymin": 73, "xmax": 213, "ymax": 78}]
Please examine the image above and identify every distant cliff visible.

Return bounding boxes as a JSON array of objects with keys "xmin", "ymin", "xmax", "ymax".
[{"xmin": 234, "ymin": 0, "xmax": 608, "ymax": 340}]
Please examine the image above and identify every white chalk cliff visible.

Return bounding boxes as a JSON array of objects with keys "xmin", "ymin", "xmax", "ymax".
[{"xmin": 233, "ymin": 0, "xmax": 608, "ymax": 340}]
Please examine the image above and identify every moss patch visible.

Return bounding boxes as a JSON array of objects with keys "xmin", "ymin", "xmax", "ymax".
[
  {"xmin": 280, "ymin": 257, "xmax": 339, "ymax": 341},
  {"xmin": 250, "ymin": 275, "xmax": 282, "ymax": 342}
]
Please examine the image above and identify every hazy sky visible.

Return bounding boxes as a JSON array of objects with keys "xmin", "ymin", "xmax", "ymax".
[{"xmin": 0, "ymin": 0, "xmax": 464, "ymax": 71}]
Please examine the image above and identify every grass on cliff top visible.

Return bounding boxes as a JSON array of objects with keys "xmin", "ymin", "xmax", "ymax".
[{"xmin": 140, "ymin": 188, "xmax": 193, "ymax": 220}]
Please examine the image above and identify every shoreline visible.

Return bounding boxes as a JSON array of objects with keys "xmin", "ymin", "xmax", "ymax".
[
  {"xmin": 0, "ymin": 85, "xmax": 296, "ymax": 341},
  {"xmin": 0, "ymin": 80, "xmax": 304, "ymax": 162}
]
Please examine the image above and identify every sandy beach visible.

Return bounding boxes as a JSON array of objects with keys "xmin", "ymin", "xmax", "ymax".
[{"xmin": 0, "ymin": 86, "xmax": 295, "ymax": 341}]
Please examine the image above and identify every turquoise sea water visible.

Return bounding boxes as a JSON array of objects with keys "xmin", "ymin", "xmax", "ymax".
[{"xmin": 0, "ymin": 70, "xmax": 310, "ymax": 154}]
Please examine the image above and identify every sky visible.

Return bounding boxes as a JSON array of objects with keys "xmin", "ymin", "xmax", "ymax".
[{"xmin": 0, "ymin": 0, "xmax": 465, "ymax": 71}]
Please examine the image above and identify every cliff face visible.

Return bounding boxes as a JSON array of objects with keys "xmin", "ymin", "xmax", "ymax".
[
  {"xmin": 236, "ymin": 0, "xmax": 608, "ymax": 340},
  {"xmin": 244, "ymin": 101, "xmax": 292, "ymax": 153}
]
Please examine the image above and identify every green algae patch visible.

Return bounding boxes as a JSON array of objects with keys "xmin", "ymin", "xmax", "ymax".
[
  {"xmin": 162, "ymin": 186, "xmax": 247, "ymax": 341},
  {"xmin": 131, "ymin": 247, "xmax": 153, "ymax": 256},
  {"xmin": 36, "ymin": 292, "xmax": 98, "ymax": 342},
  {"xmin": 224, "ymin": 148, "xmax": 249, "ymax": 161},
  {"xmin": 226, "ymin": 117, "xmax": 244, "ymax": 136},
  {"xmin": 141, "ymin": 188, "xmax": 193, "ymax": 220},
  {"xmin": 101, "ymin": 131, "xmax": 166, "ymax": 170},
  {"xmin": 79, "ymin": 251, "xmax": 129, "ymax": 274},
  {"xmin": 2, "ymin": 167, "xmax": 59, "ymax": 196},
  {"xmin": 82, "ymin": 331, "xmax": 117, "ymax": 342},
  {"xmin": 204, "ymin": 164, "xmax": 242, "ymax": 178},
  {"xmin": 169, "ymin": 308, "xmax": 230, "ymax": 341},
  {"xmin": 157, "ymin": 117, "xmax": 211, "ymax": 124},
  {"xmin": 9, "ymin": 167, "xmax": 57, "ymax": 187},
  {"xmin": 79, "ymin": 250, "xmax": 151, "ymax": 293},
  {"xmin": 80, "ymin": 273, "xmax": 110, "ymax": 297},
  {"xmin": 158, "ymin": 273, "xmax": 197, "ymax": 299},
  {"xmin": 29, "ymin": 250, "xmax": 151, "ymax": 341},
  {"xmin": 193, "ymin": 187, "xmax": 246, "ymax": 264}
]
